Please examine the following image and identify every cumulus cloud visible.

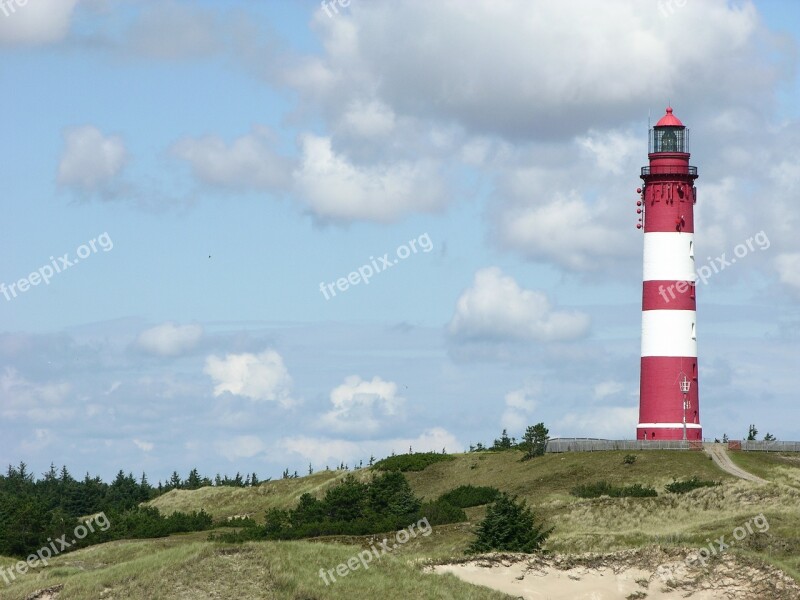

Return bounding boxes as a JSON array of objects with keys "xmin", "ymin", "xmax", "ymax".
[
  {"xmin": 0, "ymin": 0, "xmax": 79, "ymax": 45},
  {"xmin": 171, "ymin": 126, "xmax": 292, "ymax": 191},
  {"xmin": 594, "ymin": 380, "xmax": 625, "ymax": 400},
  {"xmin": 0, "ymin": 368, "xmax": 73, "ymax": 422},
  {"xmin": 292, "ymin": 134, "xmax": 448, "ymax": 223},
  {"xmin": 57, "ymin": 126, "xmax": 128, "ymax": 193},
  {"xmin": 204, "ymin": 349, "xmax": 297, "ymax": 407},
  {"xmin": 125, "ymin": 3, "xmax": 221, "ymax": 60},
  {"xmin": 501, "ymin": 384, "xmax": 539, "ymax": 432},
  {"xmin": 279, "ymin": 427, "xmax": 461, "ymax": 467},
  {"xmin": 448, "ymin": 267, "xmax": 590, "ymax": 342},
  {"xmin": 132, "ymin": 438, "xmax": 154, "ymax": 452},
  {"xmin": 775, "ymin": 253, "xmax": 800, "ymax": 296},
  {"xmin": 216, "ymin": 435, "xmax": 267, "ymax": 461},
  {"xmin": 136, "ymin": 323, "xmax": 203, "ymax": 356},
  {"xmin": 319, "ymin": 375, "xmax": 403, "ymax": 434},
  {"xmin": 292, "ymin": 0, "xmax": 768, "ymax": 140},
  {"xmin": 493, "ymin": 191, "xmax": 627, "ymax": 271},
  {"xmin": 557, "ymin": 406, "xmax": 639, "ymax": 438}
]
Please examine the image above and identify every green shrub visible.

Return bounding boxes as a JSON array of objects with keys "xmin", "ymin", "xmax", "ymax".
[
  {"xmin": 420, "ymin": 500, "xmax": 467, "ymax": 526},
  {"xmin": 623, "ymin": 454, "xmax": 637, "ymax": 465},
  {"xmin": 373, "ymin": 453, "xmax": 455, "ymax": 472},
  {"xmin": 467, "ymin": 493, "xmax": 552, "ymax": 554},
  {"xmin": 665, "ymin": 477, "xmax": 720, "ymax": 494},
  {"xmin": 570, "ymin": 481, "xmax": 657, "ymax": 498},
  {"xmin": 438, "ymin": 485, "xmax": 500, "ymax": 508}
]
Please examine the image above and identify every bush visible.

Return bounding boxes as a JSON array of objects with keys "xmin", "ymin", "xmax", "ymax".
[
  {"xmin": 373, "ymin": 453, "xmax": 455, "ymax": 472},
  {"xmin": 223, "ymin": 472, "xmax": 465, "ymax": 542},
  {"xmin": 623, "ymin": 454, "xmax": 637, "ymax": 465},
  {"xmin": 420, "ymin": 500, "xmax": 467, "ymax": 526},
  {"xmin": 664, "ymin": 477, "xmax": 720, "ymax": 494},
  {"xmin": 467, "ymin": 493, "xmax": 552, "ymax": 554},
  {"xmin": 438, "ymin": 485, "xmax": 500, "ymax": 508},
  {"xmin": 570, "ymin": 481, "xmax": 657, "ymax": 498}
]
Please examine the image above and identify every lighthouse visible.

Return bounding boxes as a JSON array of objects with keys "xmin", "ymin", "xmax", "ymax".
[{"xmin": 636, "ymin": 107, "xmax": 701, "ymax": 441}]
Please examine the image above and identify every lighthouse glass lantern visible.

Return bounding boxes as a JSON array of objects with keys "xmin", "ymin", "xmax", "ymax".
[{"xmin": 636, "ymin": 106, "xmax": 702, "ymax": 441}]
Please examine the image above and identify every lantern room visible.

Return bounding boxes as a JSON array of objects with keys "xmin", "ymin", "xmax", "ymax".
[{"xmin": 649, "ymin": 107, "xmax": 690, "ymax": 154}]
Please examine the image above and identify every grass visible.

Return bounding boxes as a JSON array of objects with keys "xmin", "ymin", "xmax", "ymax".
[
  {"xmin": 0, "ymin": 534, "xmax": 510, "ymax": 600},
  {"xmin": 148, "ymin": 469, "xmax": 361, "ymax": 522},
  {"xmin": 727, "ymin": 451, "xmax": 800, "ymax": 487},
  {"xmin": 4, "ymin": 449, "xmax": 799, "ymax": 598}
]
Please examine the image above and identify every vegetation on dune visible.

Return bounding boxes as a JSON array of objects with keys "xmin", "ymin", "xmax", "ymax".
[
  {"xmin": 570, "ymin": 481, "xmax": 658, "ymax": 499},
  {"xmin": 467, "ymin": 493, "xmax": 552, "ymax": 554},
  {"xmin": 215, "ymin": 472, "xmax": 466, "ymax": 542},
  {"xmin": 0, "ymin": 463, "xmax": 213, "ymax": 560},
  {"xmin": 664, "ymin": 477, "xmax": 721, "ymax": 494},
  {"xmin": 373, "ymin": 452, "xmax": 455, "ymax": 472},
  {"xmin": 437, "ymin": 485, "xmax": 501, "ymax": 508}
]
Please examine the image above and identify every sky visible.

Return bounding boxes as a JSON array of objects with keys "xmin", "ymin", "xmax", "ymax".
[{"xmin": 1, "ymin": 0, "xmax": 799, "ymax": 484}]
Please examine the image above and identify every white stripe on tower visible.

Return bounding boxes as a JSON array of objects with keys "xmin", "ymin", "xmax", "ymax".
[
  {"xmin": 642, "ymin": 233, "xmax": 696, "ymax": 282},
  {"xmin": 641, "ymin": 231, "xmax": 697, "ymax": 359},
  {"xmin": 641, "ymin": 311, "xmax": 696, "ymax": 357}
]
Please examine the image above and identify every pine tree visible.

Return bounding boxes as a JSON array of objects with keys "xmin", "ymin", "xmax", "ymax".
[{"xmin": 467, "ymin": 493, "xmax": 552, "ymax": 554}]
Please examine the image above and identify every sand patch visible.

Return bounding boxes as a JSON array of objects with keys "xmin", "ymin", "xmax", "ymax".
[{"xmin": 431, "ymin": 548, "xmax": 800, "ymax": 599}]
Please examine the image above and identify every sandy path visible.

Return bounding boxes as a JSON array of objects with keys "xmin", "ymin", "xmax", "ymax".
[
  {"xmin": 435, "ymin": 560, "xmax": 720, "ymax": 599},
  {"xmin": 704, "ymin": 443, "xmax": 768, "ymax": 483},
  {"xmin": 432, "ymin": 551, "xmax": 800, "ymax": 600}
]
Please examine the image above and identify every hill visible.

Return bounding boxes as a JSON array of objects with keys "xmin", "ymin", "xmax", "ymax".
[{"xmin": 2, "ymin": 448, "xmax": 799, "ymax": 599}]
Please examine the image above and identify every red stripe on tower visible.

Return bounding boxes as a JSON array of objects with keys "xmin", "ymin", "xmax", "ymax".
[{"xmin": 636, "ymin": 107, "xmax": 701, "ymax": 441}]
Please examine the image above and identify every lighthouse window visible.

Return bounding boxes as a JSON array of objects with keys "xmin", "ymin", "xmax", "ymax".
[
  {"xmin": 689, "ymin": 241, "xmax": 694, "ymax": 258},
  {"xmin": 691, "ymin": 322, "xmax": 696, "ymax": 340}
]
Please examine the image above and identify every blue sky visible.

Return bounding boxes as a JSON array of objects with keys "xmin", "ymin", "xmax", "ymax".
[{"xmin": 1, "ymin": 0, "xmax": 799, "ymax": 483}]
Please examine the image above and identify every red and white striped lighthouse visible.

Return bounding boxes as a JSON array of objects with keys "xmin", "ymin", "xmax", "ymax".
[{"xmin": 636, "ymin": 107, "xmax": 701, "ymax": 441}]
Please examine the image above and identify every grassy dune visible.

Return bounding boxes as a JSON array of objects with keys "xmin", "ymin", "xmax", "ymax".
[
  {"xmin": 149, "ymin": 450, "xmax": 733, "ymax": 521},
  {"xmin": 0, "ymin": 531, "xmax": 509, "ymax": 600},
  {"xmin": 3, "ymin": 449, "xmax": 799, "ymax": 599},
  {"xmin": 727, "ymin": 451, "xmax": 800, "ymax": 487}
]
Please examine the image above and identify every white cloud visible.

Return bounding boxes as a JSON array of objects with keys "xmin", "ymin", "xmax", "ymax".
[
  {"xmin": 279, "ymin": 427, "xmax": 461, "ymax": 467},
  {"xmin": 577, "ymin": 129, "xmax": 640, "ymax": 175},
  {"xmin": 294, "ymin": 0, "xmax": 767, "ymax": 140},
  {"xmin": 501, "ymin": 384, "xmax": 539, "ymax": 432},
  {"xmin": 0, "ymin": 0, "xmax": 78, "ymax": 45},
  {"xmin": 448, "ymin": 267, "xmax": 590, "ymax": 342},
  {"xmin": 204, "ymin": 349, "xmax": 297, "ymax": 407},
  {"xmin": 292, "ymin": 134, "xmax": 447, "ymax": 223},
  {"xmin": 557, "ymin": 406, "xmax": 639, "ymax": 439},
  {"xmin": 133, "ymin": 438, "xmax": 154, "ymax": 452},
  {"xmin": 594, "ymin": 380, "xmax": 625, "ymax": 400},
  {"xmin": 57, "ymin": 126, "xmax": 127, "ymax": 192},
  {"xmin": 0, "ymin": 368, "xmax": 73, "ymax": 421},
  {"xmin": 171, "ymin": 126, "xmax": 291, "ymax": 190},
  {"xmin": 336, "ymin": 99, "xmax": 396, "ymax": 138},
  {"xmin": 320, "ymin": 375, "xmax": 403, "ymax": 434},
  {"xmin": 125, "ymin": 3, "xmax": 220, "ymax": 60},
  {"xmin": 494, "ymin": 191, "xmax": 625, "ymax": 271},
  {"xmin": 216, "ymin": 435, "xmax": 267, "ymax": 461},
  {"xmin": 775, "ymin": 253, "xmax": 800, "ymax": 296},
  {"xmin": 137, "ymin": 323, "xmax": 203, "ymax": 357}
]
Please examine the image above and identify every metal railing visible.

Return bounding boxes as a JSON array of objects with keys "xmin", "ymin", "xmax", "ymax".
[
  {"xmin": 641, "ymin": 166, "xmax": 698, "ymax": 176},
  {"xmin": 544, "ymin": 438, "xmax": 700, "ymax": 453},
  {"xmin": 736, "ymin": 441, "xmax": 800, "ymax": 452}
]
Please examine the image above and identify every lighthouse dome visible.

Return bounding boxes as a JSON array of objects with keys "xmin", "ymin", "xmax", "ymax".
[{"xmin": 656, "ymin": 106, "xmax": 684, "ymax": 127}]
